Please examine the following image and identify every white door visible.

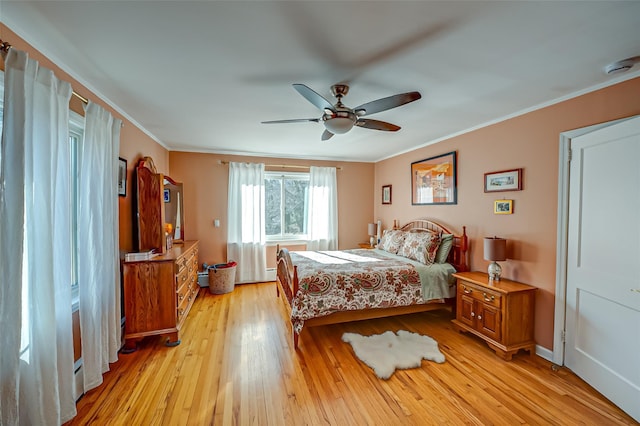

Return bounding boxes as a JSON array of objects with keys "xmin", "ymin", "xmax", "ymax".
[{"xmin": 565, "ymin": 116, "xmax": 640, "ymax": 422}]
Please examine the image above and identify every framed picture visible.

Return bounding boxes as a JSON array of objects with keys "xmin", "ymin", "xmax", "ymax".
[
  {"xmin": 484, "ymin": 168, "xmax": 523, "ymax": 192},
  {"xmin": 382, "ymin": 185, "xmax": 392, "ymax": 205},
  {"xmin": 163, "ymin": 188, "xmax": 170, "ymax": 203},
  {"xmin": 494, "ymin": 199, "xmax": 513, "ymax": 214},
  {"xmin": 411, "ymin": 151, "xmax": 457, "ymax": 205},
  {"xmin": 118, "ymin": 157, "xmax": 127, "ymax": 197}
]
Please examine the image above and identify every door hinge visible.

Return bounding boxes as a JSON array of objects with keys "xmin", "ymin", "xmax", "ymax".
[
  {"xmin": 560, "ymin": 330, "xmax": 566, "ymax": 343},
  {"xmin": 567, "ymin": 148, "xmax": 572, "ymax": 162}
]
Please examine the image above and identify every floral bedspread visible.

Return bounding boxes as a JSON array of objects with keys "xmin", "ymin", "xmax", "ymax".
[{"xmin": 290, "ymin": 249, "xmax": 426, "ymax": 334}]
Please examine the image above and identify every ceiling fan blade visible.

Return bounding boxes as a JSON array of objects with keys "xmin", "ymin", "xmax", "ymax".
[
  {"xmin": 355, "ymin": 119, "xmax": 401, "ymax": 132},
  {"xmin": 293, "ymin": 84, "xmax": 335, "ymax": 112},
  {"xmin": 354, "ymin": 91, "xmax": 422, "ymax": 116},
  {"xmin": 261, "ymin": 118, "xmax": 320, "ymax": 124},
  {"xmin": 321, "ymin": 130, "xmax": 334, "ymax": 141}
]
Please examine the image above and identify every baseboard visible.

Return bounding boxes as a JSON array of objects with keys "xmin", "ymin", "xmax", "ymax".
[
  {"xmin": 535, "ymin": 344, "xmax": 554, "ymax": 363},
  {"xmin": 74, "ymin": 360, "xmax": 84, "ymax": 401},
  {"xmin": 266, "ymin": 268, "xmax": 276, "ymax": 281}
]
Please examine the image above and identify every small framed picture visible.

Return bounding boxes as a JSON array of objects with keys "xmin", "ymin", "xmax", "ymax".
[
  {"xmin": 382, "ymin": 185, "xmax": 392, "ymax": 205},
  {"xmin": 118, "ymin": 157, "xmax": 127, "ymax": 197},
  {"xmin": 494, "ymin": 199, "xmax": 513, "ymax": 214},
  {"xmin": 163, "ymin": 188, "xmax": 170, "ymax": 203},
  {"xmin": 484, "ymin": 168, "xmax": 523, "ymax": 192}
]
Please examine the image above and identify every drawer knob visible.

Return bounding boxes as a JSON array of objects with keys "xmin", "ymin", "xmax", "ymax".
[
  {"xmin": 483, "ymin": 292, "xmax": 495, "ymax": 302},
  {"xmin": 463, "ymin": 287, "xmax": 473, "ymax": 294},
  {"xmin": 477, "ymin": 315, "xmax": 482, "ymax": 320},
  {"xmin": 471, "ymin": 312, "xmax": 475, "ymax": 317}
]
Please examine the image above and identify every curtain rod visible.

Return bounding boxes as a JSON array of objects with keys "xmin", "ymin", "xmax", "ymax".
[
  {"xmin": 1, "ymin": 38, "xmax": 88, "ymax": 104},
  {"xmin": 218, "ymin": 160, "xmax": 342, "ymax": 171}
]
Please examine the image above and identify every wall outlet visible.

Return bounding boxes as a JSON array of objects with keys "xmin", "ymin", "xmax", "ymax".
[{"xmin": 214, "ymin": 219, "xmax": 220, "ymax": 227}]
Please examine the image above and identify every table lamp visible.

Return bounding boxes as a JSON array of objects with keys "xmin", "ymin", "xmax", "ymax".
[
  {"xmin": 368, "ymin": 223, "xmax": 377, "ymax": 247},
  {"xmin": 484, "ymin": 237, "xmax": 507, "ymax": 281}
]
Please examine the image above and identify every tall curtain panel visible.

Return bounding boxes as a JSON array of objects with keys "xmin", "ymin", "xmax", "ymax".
[
  {"xmin": 0, "ymin": 48, "xmax": 77, "ymax": 425},
  {"xmin": 307, "ymin": 166, "xmax": 338, "ymax": 250},
  {"xmin": 78, "ymin": 101, "xmax": 122, "ymax": 393},
  {"xmin": 227, "ymin": 162, "xmax": 268, "ymax": 283}
]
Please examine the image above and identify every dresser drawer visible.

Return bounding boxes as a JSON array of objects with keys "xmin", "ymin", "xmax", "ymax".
[
  {"xmin": 176, "ymin": 255, "xmax": 188, "ymax": 276},
  {"xmin": 458, "ymin": 281, "xmax": 502, "ymax": 308},
  {"xmin": 176, "ymin": 267, "xmax": 190, "ymax": 292}
]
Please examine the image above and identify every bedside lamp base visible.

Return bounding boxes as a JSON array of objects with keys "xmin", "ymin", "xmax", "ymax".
[{"xmin": 488, "ymin": 261, "xmax": 502, "ymax": 281}]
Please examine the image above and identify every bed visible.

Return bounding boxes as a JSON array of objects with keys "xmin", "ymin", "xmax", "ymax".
[{"xmin": 276, "ymin": 219, "xmax": 469, "ymax": 349}]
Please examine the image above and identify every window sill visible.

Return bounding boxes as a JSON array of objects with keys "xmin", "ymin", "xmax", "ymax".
[{"xmin": 266, "ymin": 240, "xmax": 308, "ymax": 246}]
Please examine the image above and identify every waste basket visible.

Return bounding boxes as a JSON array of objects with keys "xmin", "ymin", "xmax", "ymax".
[{"xmin": 208, "ymin": 261, "xmax": 237, "ymax": 294}]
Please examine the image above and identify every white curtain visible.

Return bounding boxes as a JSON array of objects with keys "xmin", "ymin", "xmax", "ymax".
[
  {"xmin": 0, "ymin": 48, "xmax": 77, "ymax": 425},
  {"xmin": 78, "ymin": 101, "xmax": 122, "ymax": 392},
  {"xmin": 227, "ymin": 162, "xmax": 268, "ymax": 283},
  {"xmin": 307, "ymin": 166, "xmax": 338, "ymax": 250}
]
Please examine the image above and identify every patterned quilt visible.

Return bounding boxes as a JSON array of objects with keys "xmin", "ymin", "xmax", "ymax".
[{"xmin": 289, "ymin": 249, "xmax": 430, "ymax": 334}]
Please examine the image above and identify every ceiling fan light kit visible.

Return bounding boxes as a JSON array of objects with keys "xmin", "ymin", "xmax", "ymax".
[
  {"xmin": 262, "ymin": 83, "xmax": 422, "ymax": 140},
  {"xmin": 324, "ymin": 114, "xmax": 356, "ymax": 134}
]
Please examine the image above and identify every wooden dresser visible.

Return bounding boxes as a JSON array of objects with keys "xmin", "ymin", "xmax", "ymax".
[
  {"xmin": 451, "ymin": 271, "xmax": 536, "ymax": 360},
  {"xmin": 122, "ymin": 240, "xmax": 199, "ymax": 351}
]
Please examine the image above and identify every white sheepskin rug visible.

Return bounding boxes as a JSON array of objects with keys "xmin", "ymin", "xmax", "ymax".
[{"xmin": 342, "ymin": 330, "xmax": 445, "ymax": 380}]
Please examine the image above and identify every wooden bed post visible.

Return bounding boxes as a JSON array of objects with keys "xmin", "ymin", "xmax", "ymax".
[
  {"xmin": 292, "ymin": 264, "xmax": 299, "ymax": 297},
  {"xmin": 460, "ymin": 226, "xmax": 469, "ymax": 272},
  {"xmin": 292, "ymin": 264, "xmax": 300, "ymax": 349},
  {"xmin": 275, "ymin": 244, "xmax": 280, "ymax": 297}
]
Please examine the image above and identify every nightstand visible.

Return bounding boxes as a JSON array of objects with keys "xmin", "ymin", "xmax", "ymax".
[
  {"xmin": 451, "ymin": 271, "xmax": 536, "ymax": 360},
  {"xmin": 358, "ymin": 242, "xmax": 375, "ymax": 249}
]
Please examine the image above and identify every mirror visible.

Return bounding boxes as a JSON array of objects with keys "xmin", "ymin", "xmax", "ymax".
[{"xmin": 163, "ymin": 177, "xmax": 184, "ymax": 243}]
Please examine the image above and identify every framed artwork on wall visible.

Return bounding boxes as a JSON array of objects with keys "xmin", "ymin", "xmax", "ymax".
[
  {"xmin": 411, "ymin": 151, "xmax": 457, "ymax": 205},
  {"xmin": 484, "ymin": 168, "xmax": 523, "ymax": 192},
  {"xmin": 382, "ymin": 185, "xmax": 392, "ymax": 204},
  {"xmin": 494, "ymin": 199, "xmax": 513, "ymax": 214},
  {"xmin": 118, "ymin": 157, "xmax": 127, "ymax": 197}
]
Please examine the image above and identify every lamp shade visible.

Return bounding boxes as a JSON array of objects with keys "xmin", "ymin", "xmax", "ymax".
[
  {"xmin": 368, "ymin": 223, "xmax": 377, "ymax": 236},
  {"xmin": 484, "ymin": 237, "xmax": 507, "ymax": 261}
]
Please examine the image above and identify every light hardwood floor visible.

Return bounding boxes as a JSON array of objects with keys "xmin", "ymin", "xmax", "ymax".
[{"xmin": 66, "ymin": 282, "xmax": 637, "ymax": 425}]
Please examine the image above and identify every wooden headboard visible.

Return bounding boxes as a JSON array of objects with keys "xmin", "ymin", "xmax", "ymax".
[{"xmin": 398, "ymin": 219, "xmax": 469, "ymax": 272}]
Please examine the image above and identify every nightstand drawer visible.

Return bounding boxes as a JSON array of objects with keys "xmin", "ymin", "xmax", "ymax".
[{"xmin": 458, "ymin": 282, "xmax": 502, "ymax": 308}]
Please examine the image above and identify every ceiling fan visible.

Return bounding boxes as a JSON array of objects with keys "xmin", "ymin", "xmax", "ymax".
[{"xmin": 262, "ymin": 84, "xmax": 422, "ymax": 140}]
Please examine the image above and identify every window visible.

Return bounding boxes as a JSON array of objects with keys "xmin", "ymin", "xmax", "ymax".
[
  {"xmin": 69, "ymin": 112, "xmax": 84, "ymax": 304},
  {"xmin": 265, "ymin": 172, "xmax": 309, "ymax": 240}
]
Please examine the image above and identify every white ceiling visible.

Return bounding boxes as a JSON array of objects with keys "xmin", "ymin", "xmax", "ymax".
[{"xmin": 2, "ymin": 1, "xmax": 639, "ymax": 162}]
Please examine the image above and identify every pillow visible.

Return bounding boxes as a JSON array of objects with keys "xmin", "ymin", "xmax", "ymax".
[
  {"xmin": 398, "ymin": 231, "xmax": 441, "ymax": 265},
  {"xmin": 379, "ymin": 229, "xmax": 406, "ymax": 254},
  {"xmin": 435, "ymin": 233, "xmax": 454, "ymax": 264}
]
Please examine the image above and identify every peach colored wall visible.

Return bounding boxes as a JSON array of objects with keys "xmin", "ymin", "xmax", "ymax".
[
  {"xmin": 375, "ymin": 77, "xmax": 640, "ymax": 351},
  {"xmin": 168, "ymin": 152, "xmax": 374, "ymax": 268}
]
